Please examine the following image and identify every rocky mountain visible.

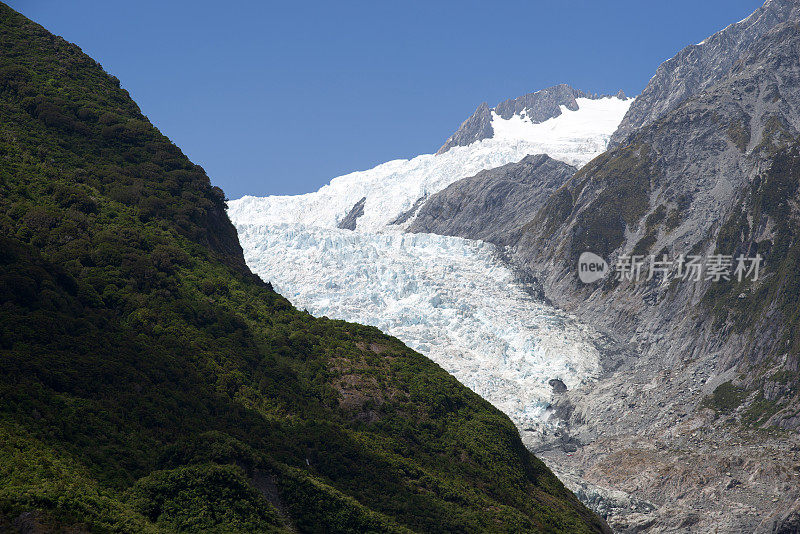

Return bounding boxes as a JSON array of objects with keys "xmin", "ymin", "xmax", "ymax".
[
  {"xmin": 407, "ymin": 1, "xmax": 800, "ymax": 531},
  {"xmin": 407, "ymin": 154, "xmax": 576, "ymax": 246},
  {"xmin": 518, "ymin": 1, "xmax": 800, "ymax": 433},
  {"xmin": 437, "ymin": 84, "xmax": 628, "ymax": 154},
  {"xmin": 0, "ymin": 4, "xmax": 610, "ymax": 533},
  {"xmin": 610, "ymin": 0, "xmax": 800, "ymax": 146}
]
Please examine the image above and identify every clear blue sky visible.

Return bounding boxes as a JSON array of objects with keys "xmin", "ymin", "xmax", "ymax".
[{"xmin": 10, "ymin": 0, "xmax": 763, "ymax": 198}]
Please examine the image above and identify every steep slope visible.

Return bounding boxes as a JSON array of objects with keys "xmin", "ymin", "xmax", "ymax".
[
  {"xmin": 445, "ymin": 5, "xmax": 800, "ymax": 532},
  {"xmin": 228, "ymin": 90, "xmax": 630, "ymax": 448},
  {"xmin": 403, "ymin": 2, "xmax": 800, "ymax": 531},
  {"xmin": 407, "ymin": 154, "xmax": 576, "ymax": 246},
  {"xmin": 518, "ymin": 14, "xmax": 800, "ymax": 433},
  {"xmin": 0, "ymin": 4, "xmax": 609, "ymax": 533},
  {"xmin": 610, "ymin": 0, "xmax": 800, "ymax": 146}
]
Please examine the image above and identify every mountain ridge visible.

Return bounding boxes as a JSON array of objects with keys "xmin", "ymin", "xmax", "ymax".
[
  {"xmin": 437, "ymin": 84, "xmax": 628, "ymax": 155},
  {"xmin": 610, "ymin": 0, "xmax": 800, "ymax": 147}
]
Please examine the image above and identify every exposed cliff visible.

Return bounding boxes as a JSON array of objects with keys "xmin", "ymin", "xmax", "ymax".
[
  {"xmin": 408, "ymin": 154, "xmax": 576, "ymax": 245},
  {"xmin": 407, "ymin": 2, "xmax": 800, "ymax": 530}
]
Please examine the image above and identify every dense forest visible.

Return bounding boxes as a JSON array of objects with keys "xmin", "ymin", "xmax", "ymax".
[{"xmin": 0, "ymin": 4, "xmax": 607, "ymax": 532}]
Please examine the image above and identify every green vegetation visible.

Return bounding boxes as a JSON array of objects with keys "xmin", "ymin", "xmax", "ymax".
[
  {"xmin": 702, "ymin": 381, "xmax": 748, "ymax": 414},
  {"xmin": 0, "ymin": 4, "xmax": 606, "ymax": 532},
  {"xmin": 754, "ymin": 115, "xmax": 793, "ymax": 154},
  {"xmin": 727, "ymin": 118, "xmax": 751, "ymax": 153},
  {"xmin": 570, "ymin": 144, "xmax": 654, "ymax": 259},
  {"xmin": 644, "ymin": 205, "xmax": 666, "ymax": 230},
  {"xmin": 741, "ymin": 394, "xmax": 781, "ymax": 427},
  {"xmin": 630, "ymin": 206, "xmax": 666, "ymax": 257}
]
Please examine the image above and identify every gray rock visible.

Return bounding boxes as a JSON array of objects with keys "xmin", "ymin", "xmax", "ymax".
[
  {"xmin": 550, "ymin": 378, "xmax": 568, "ymax": 394},
  {"xmin": 408, "ymin": 154, "xmax": 576, "ymax": 245},
  {"xmin": 758, "ymin": 499, "xmax": 800, "ymax": 533},
  {"xmin": 610, "ymin": 0, "xmax": 800, "ymax": 147},
  {"xmin": 337, "ymin": 196, "xmax": 366, "ymax": 230},
  {"xmin": 436, "ymin": 102, "xmax": 493, "ymax": 155},
  {"xmin": 495, "ymin": 84, "xmax": 585, "ymax": 121}
]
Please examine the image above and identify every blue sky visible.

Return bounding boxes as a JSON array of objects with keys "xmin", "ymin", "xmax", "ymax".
[{"xmin": 11, "ymin": 0, "xmax": 763, "ymax": 198}]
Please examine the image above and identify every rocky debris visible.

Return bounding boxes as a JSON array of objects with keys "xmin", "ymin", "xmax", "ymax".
[
  {"xmin": 337, "ymin": 196, "xmax": 366, "ymax": 230},
  {"xmin": 546, "ymin": 465, "xmax": 657, "ymax": 521},
  {"xmin": 538, "ymin": 424, "xmax": 800, "ymax": 533}
]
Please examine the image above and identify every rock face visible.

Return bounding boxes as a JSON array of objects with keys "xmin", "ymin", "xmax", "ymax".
[
  {"xmin": 436, "ymin": 102, "xmax": 493, "ymax": 155},
  {"xmin": 408, "ymin": 154, "xmax": 576, "ymax": 245},
  {"xmin": 516, "ymin": 13, "xmax": 800, "ymax": 420},
  {"xmin": 517, "ymin": 14, "xmax": 800, "ymax": 529},
  {"xmin": 494, "ymin": 84, "xmax": 586, "ymax": 121},
  {"xmin": 337, "ymin": 196, "xmax": 366, "ymax": 230},
  {"xmin": 610, "ymin": 0, "xmax": 800, "ymax": 146}
]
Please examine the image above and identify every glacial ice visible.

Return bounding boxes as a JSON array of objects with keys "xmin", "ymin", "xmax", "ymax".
[
  {"xmin": 235, "ymin": 223, "xmax": 601, "ymax": 434},
  {"xmin": 228, "ymin": 95, "xmax": 628, "ymax": 437}
]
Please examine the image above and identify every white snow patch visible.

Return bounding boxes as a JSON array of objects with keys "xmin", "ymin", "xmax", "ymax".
[{"xmin": 490, "ymin": 97, "xmax": 632, "ymax": 149}]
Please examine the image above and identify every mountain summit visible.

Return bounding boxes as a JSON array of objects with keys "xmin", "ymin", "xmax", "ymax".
[{"xmin": 438, "ymin": 84, "xmax": 629, "ymax": 154}]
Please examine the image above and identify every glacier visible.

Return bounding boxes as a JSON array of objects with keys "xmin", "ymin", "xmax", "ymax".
[
  {"xmin": 236, "ymin": 223, "xmax": 602, "ymax": 434},
  {"xmin": 229, "ymin": 95, "xmax": 630, "ymax": 440}
]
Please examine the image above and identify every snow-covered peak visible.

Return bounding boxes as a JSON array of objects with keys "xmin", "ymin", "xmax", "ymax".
[
  {"xmin": 490, "ymin": 97, "xmax": 634, "ymax": 146},
  {"xmin": 229, "ymin": 94, "xmax": 632, "ymax": 233}
]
